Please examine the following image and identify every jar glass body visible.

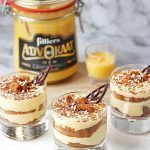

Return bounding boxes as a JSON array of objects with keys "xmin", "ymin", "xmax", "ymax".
[{"xmin": 12, "ymin": 0, "xmax": 78, "ymax": 83}]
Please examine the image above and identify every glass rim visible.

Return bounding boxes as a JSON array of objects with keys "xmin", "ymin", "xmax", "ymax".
[
  {"xmin": 52, "ymin": 91, "xmax": 107, "ymax": 114},
  {"xmin": 0, "ymin": 70, "xmax": 39, "ymax": 78},
  {"xmin": 52, "ymin": 91, "xmax": 86, "ymax": 111},
  {"xmin": 85, "ymin": 42, "xmax": 116, "ymax": 58},
  {"xmin": 15, "ymin": 0, "xmax": 70, "ymax": 6},
  {"xmin": 110, "ymin": 64, "xmax": 148, "ymax": 85},
  {"xmin": 11, "ymin": 0, "xmax": 76, "ymax": 14}
]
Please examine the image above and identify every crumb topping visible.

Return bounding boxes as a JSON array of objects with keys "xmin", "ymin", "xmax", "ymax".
[
  {"xmin": 0, "ymin": 74, "xmax": 44, "ymax": 100},
  {"xmin": 113, "ymin": 69, "xmax": 150, "ymax": 94},
  {"xmin": 53, "ymin": 94, "xmax": 106, "ymax": 121}
]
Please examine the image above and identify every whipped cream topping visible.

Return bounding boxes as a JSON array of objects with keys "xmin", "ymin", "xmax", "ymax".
[
  {"xmin": 53, "ymin": 94, "xmax": 106, "ymax": 121},
  {"xmin": 0, "ymin": 74, "xmax": 45, "ymax": 100},
  {"xmin": 112, "ymin": 69, "xmax": 150, "ymax": 94}
]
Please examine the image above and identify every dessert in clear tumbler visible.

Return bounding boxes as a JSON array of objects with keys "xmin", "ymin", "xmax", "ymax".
[
  {"xmin": 52, "ymin": 84, "xmax": 108, "ymax": 149},
  {"xmin": 110, "ymin": 64, "xmax": 150, "ymax": 134},
  {"xmin": 0, "ymin": 68, "xmax": 50, "ymax": 140},
  {"xmin": 0, "ymin": 72, "xmax": 47, "ymax": 125},
  {"xmin": 110, "ymin": 65, "xmax": 150, "ymax": 117}
]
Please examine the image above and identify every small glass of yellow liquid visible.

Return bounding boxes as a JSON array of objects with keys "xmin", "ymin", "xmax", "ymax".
[{"xmin": 85, "ymin": 43, "xmax": 116, "ymax": 81}]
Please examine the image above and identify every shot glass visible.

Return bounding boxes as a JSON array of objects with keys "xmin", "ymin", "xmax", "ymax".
[{"xmin": 85, "ymin": 43, "xmax": 116, "ymax": 82}]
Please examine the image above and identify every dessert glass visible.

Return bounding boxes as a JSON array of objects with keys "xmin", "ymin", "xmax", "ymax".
[
  {"xmin": 85, "ymin": 43, "xmax": 116, "ymax": 82},
  {"xmin": 0, "ymin": 71, "xmax": 49, "ymax": 140},
  {"xmin": 110, "ymin": 64, "xmax": 150, "ymax": 134},
  {"xmin": 52, "ymin": 91, "xmax": 107, "ymax": 150}
]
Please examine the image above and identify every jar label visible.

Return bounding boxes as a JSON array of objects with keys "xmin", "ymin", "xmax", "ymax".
[{"xmin": 19, "ymin": 34, "xmax": 77, "ymax": 72}]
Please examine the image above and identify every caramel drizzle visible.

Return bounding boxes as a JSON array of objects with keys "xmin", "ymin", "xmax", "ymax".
[
  {"xmin": 32, "ymin": 66, "xmax": 51, "ymax": 86},
  {"xmin": 86, "ymin": 83, "xmax": 109, "ymax": 103},
  {"xmin": 142, "ymin": 65, "xmax": 150, "ymax": 74}
]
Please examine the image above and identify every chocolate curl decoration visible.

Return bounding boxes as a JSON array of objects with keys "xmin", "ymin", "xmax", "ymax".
[
  {"xmin": 86, "ymin": 83, "xmax": 109, "ymax": 103},
  {"xmin": 142, "ymin": 65, "xmax": 150, "ymax": 74},
  {"xmin": 32, "ymin": 66, "xmax": 51, "ymax": 86}
]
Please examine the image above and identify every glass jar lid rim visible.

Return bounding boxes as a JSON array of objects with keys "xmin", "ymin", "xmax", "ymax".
[
  {"xmin": 15, "ymin": 0, "xmax": 70, "ymax": 6},
  {"xmin": 11, "ymin": 0, "xmax": 76, "ymax": 13}
]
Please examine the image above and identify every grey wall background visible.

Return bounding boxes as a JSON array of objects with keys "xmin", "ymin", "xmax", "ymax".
[{"xmin": 0, "ymin": 0, "xmax": 150, "ymax": 73}]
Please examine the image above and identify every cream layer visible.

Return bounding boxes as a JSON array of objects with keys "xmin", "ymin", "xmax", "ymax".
[
  {"xmin": 54, "ymin": 124, "xmax": 106, "ymax": 146},
  {"xmin": 110, "ymin": 83, "xmax": 150, "ymax": 98},
  {"xmin": 53, "ymin": 111, "xmax": 105, "ymax": 130},
  {"xmin": 0, "ymin": 92, "xmax": 46, "ymax": 112},
  {"xmin": 110, "ymin": 94, "xmax": 150, "ymax": 117},
  {"xmin": 0, "ymin": 109, "xmax": 46, "ymax": 125}
]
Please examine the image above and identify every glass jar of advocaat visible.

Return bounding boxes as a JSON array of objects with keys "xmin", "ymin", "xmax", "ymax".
[{"xmin": 7, "ymin": 0, "xmax": 83, "ymax": 83}]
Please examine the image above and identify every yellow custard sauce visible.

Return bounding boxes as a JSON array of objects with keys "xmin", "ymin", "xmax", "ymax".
[
  {"xmin": 86, "ymin": 52, "xmax": 115, "ymax": 80},
  {"xmin": 11, "ymin": 0, "xmax": 80, "ymax": 83}
]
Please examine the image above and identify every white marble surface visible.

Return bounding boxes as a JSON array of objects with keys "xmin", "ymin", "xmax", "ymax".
[{"xmin": 0, "ymin": 0, "xmax": 150, "ymax": 150}]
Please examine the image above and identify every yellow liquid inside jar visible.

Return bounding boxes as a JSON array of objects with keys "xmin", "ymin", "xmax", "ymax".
[{"xmin": 12, "ymin": 0, "xmax": 78, "ymax": 83}]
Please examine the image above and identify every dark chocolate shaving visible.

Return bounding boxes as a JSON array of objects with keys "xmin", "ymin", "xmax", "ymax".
[
  {"xmin": 142, "ymin": 65, "xmax": 150, "ymax": 74},
  {"xmin": 86, "ymin": 83, "xmax": 109, "ymax": 103},
  {"xmin": 32, "ymin": 66, "xmax": 51, "ymax": 86}
]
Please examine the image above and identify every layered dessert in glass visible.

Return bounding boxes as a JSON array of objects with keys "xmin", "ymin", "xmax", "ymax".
[
  {"xmin": 0, "ymin": 71, "xmax": 48, "ymax": 140},
  {"xmin": 110, "ymin": 64, "xmax": 150, "ymax": 134},
  {"xmin": 52, "ymin": 85, "xmax": 108, "ymax": 149}
]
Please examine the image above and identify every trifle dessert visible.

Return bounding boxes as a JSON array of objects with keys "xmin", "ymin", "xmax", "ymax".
[
  {"xmin": 52, "ymin": 84, "xmax": 108, "ymax": 149},
  {"xmin": 0, "ymin": 67, "xmax": 50, "ymax": 140},
  {"xmin": 110, "ymin": 64, "xmax": 150, "ymax": 134}
]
